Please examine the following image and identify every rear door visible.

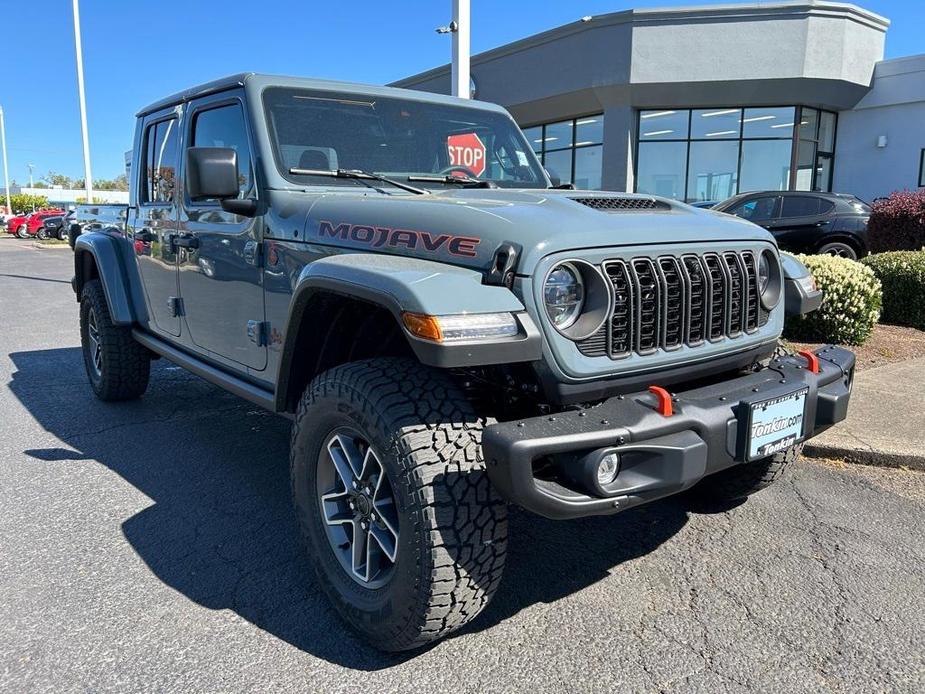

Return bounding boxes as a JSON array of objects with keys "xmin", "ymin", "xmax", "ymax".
[
  {"xmin": 176, "ymin": 92, "xmax": 266, "ymax": 370},
  {"xmin": 132, "ymin": 111, "xmax": 181, "ymax": 337},
  {"xmin": 770, "ymin": 196, "xmax": 831, "ymax": 252}
]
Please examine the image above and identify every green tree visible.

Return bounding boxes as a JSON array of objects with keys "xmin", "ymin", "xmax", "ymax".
[
  {"xmin": 94, "ymin": 174, "xmax": 129, "ymax": 191},
  {"xmin": 46, "ymin": 171, "xmax": 74, "ymax": 188},
  {"xmin": 8, "ymin": 193, "xmax": 51, "ymax": 213}
]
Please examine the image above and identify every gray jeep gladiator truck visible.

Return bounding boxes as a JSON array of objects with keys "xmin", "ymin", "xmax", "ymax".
[{"xmin": 73, "ymin": 73, "xmax": 853, "ymax": 651}]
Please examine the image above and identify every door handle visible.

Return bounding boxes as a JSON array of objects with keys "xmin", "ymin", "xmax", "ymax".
[
  {"xmin": 172, "ymin": 234, "xmax": 200, "ymax": 249},
  {"xmin": 133, "ymin": 230, "xmax": 153, "ymax": 242}
]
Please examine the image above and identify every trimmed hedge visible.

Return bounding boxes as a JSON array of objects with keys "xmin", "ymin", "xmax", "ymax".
[
  {"xmin": 784, "ymin": 254, "xmax": 882, "ymax": 346},
  {"xmin": 862, "ymin": 250, "xmax": 925, "ymax": 330},
  {"xmin": 867, "ymin": 189, "xmax": 925, "ymax": 253}
]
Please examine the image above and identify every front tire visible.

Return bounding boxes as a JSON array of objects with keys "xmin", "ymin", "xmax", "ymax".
[
  {"xmin": 693, "ymin": 443, "xmax": 803, "ymax": 503},
  {"xmin": 290, "ymin": 358, "xmax": 508, "ymax": 651},
  {"xmin": 16, "ymin": 225, "xmax": 30, "ymax": 239},
  {"xmin": 79, "ymin": 280, "xmax": 151, "ymax": 401}
]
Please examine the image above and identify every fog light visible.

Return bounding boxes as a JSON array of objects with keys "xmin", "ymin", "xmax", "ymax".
[{"xmin": 596, "ymin": 453, "xmax": 620, "ymax": 486}]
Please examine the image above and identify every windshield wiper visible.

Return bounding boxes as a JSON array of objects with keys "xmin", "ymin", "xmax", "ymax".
[
  {"xmin": 407, "ymin": 174, "xmax": 497, "ymax": 189},
  {"xmin": 288, "ymin": 167, "xmax": 428, "ymax": 195}
]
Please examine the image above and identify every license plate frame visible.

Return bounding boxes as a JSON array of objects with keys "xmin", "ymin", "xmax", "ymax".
[{"xmin": 745, "ymin": 387, "xmax": 809, "ymax": 461}]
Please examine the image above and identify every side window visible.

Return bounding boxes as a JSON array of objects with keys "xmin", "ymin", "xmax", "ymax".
[
  {"xmin": 818, "ymin": 199, "xmax": 835, "ymax": 215},
  {"xmin": 781, "ymin": 196, "xmax": 821, "ymax": 218},
  {"xmin": 143, "ymin": 119, "xmax": 179, "ymax": 204},
  {"xmin": 730, "ymin": 196, "xmax": 779, "ymax": 222},
  {"xmin": 190, "ymin": 103, "xmax": 253, "ymax": 200}
]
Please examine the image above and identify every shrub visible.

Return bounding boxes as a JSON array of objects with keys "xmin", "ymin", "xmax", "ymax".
[
  {"xmin": 867, "ymin": 189, "xmax": 925, "ymax": 253},
  {"xmin": 862, "ymin": 250, "xmax": 925, "ymax": 330},
  {"xmin": 784, "ymin": 254, "xmax": 881, "ymax": 345}
]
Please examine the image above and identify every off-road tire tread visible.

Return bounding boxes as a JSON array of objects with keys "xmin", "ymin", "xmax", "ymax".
[
  {"xmin": 80, "ymin": 280, "xmax": 150, "ymax": 401},
  {"xmin": 697, "ymin": 443, "xmax": 803, "ymax": 502},
  {"xmin": 290, "ymin": 357, "xmax": 507, "ymax": 651}
]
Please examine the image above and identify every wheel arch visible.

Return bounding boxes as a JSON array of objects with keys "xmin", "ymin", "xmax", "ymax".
[
  {"xmin": 273, "ymin": 254, "xmax": 540, "ymax": 413},
  {"xmin": 73, "ymin": 234, "xmax": 136, "ymax": 325}
]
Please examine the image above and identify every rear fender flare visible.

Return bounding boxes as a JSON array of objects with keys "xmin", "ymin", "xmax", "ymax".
[{"xmin": 73, "ymin": 233, "xmax": 135, "ymax": 325}]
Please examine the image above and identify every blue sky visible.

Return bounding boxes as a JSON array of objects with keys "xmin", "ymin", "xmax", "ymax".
[{"xmin": 2, "ymin": 0, "xmax": 919, "ymax": 182}]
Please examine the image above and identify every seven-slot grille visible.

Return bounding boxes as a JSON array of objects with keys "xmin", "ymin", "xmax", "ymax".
[{"xmin": 577, "ymin": 250, "xmax": 766, "ymax": 360}]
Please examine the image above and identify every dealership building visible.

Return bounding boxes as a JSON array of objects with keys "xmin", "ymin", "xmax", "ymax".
[{"xmin": 393, "ymin": 1, "xmax": 924, "ymax": 203}]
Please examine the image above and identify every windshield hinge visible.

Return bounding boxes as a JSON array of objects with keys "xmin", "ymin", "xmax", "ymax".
[{"xmin": 484, "ymin": 242, "xmax": 521, "ymax": 289}]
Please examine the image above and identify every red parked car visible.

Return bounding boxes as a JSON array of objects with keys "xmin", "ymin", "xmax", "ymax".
[
  {"xmin": 5, "ymin": 214, "xmax": 29, "ymax": 236},
  {"xmin": 23, "ymin": 209, "xmax": 65, "ymax": 237},
  {"xmin": 6, "ymin": 209, "xmax": 65, "ymax": 238}
]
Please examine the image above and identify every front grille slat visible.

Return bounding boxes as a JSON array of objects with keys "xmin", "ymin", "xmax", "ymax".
[{"xmin": 578, "ymin": 249, "xmax": 771, "ymax": 360}]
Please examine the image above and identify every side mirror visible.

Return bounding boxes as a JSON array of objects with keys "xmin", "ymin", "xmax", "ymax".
[{"xmin": 186, "ymin": 147, "xmax": 239, "ymax": 201}]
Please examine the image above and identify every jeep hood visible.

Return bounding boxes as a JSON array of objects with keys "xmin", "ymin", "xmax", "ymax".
[{"xmin": 295, "ymin": 188, "xmax": 774, "ymax": 275}]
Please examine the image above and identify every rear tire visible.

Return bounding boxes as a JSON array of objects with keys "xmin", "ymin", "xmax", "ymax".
[
  {"xmin": 693, "ymin": 443, "xmax": 803, "ymax": 503},
  {"xmin": 57, "ymin": 226, "xmax": 68, "ymax": 241},
  {"xmin": 290, "ymin": 357, "xmax": 507, "ymax": 651},
  {"xmin": 37, "ymin": 227, "xmax": 49, "ymax": 240},
  {"xmin": 817, "ymin": 240, "xmax": 858, "ymax": 261},
  {"xmin": 79, "ymin": 280, "xmax": 151, "ymax": 401}
]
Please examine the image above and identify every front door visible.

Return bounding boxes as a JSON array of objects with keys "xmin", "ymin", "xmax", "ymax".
[
  {"xmin": 177, "ymin": 94, "xmax": 266, "ymax": 370},
  {"xmin": 133, "ymin": 114, "xmax": 181, "ymax": 337},
  {"xmin": 768, "ymin": 195, "xmax": 831, "ymax": 251}
]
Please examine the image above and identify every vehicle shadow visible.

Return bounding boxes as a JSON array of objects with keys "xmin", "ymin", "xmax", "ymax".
[{"xmin": 8, "ymin": 347, "xmax": 690, "ymax": 670}]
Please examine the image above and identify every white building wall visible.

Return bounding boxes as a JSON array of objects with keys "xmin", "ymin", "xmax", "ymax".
[{"xmin": 834, "ymin": 55, "xmax": 925, "ymax": 201}]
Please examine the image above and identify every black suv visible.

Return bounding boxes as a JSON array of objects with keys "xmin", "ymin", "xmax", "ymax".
[{"xmin": 713, "ymin": 191, "xmax": 870, "ymax": 260}]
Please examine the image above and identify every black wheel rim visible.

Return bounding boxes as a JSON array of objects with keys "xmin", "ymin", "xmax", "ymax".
[{"xmin": 316, "ymin": 429, "xmax": 400, "ymax": 588}]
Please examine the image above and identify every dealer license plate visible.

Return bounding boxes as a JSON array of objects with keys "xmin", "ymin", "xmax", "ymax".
[{"xmin": 746, "ymin": 387, "xmax": 809, "ymax": 461}]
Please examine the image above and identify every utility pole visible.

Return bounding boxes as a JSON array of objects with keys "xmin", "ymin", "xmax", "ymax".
[
  {"xmin": 72, "ymin": 0, "xmax": 93, "ymax": 203},
  {"xmin": 0, "ymin": 107, "xmax": 11, "ymax": 215},
  {"xmin": 27, "ymin": 163, "xmax": 34, "ymax": 188},
  {"xmin": 437, "ymin": 0, "xmax": 471, "ymax": 98}
]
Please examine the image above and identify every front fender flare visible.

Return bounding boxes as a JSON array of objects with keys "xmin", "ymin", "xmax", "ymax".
[
  {"xmin": 73, "ymin": 233, "xmax": 135, "ymax": 325},
  {"xmin": 276, "ymin": 253, "xmax": 542, "ymax": 408}
]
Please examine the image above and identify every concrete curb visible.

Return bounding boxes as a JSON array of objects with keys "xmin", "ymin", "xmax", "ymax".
[{"xmin": 803, "ymin": 443, "xmax": 925, "ymax": 472}]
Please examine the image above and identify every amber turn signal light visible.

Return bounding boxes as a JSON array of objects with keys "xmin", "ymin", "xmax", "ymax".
[{"xmin": 402, "ymin": 312, "xmax": 443, "ymax": 342}]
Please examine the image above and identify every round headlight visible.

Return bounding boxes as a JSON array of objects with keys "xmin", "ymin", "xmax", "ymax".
[
  {"xmin": 758, "ymin": 252, "xmax": 771, "ymax": 293},
  {"xmin": 758, "ymin": 249, "xmax": 782, "ymax": 310},
  {"xmin": 544, "ymin": 262, "xmax": 584, "ymax": 329}
]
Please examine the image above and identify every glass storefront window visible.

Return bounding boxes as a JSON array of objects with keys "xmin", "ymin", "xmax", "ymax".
[
  {"xmin": 799, "ymin": 108, "xmax": 819, "ymax": 142},
  {"xmin": 818, "ymin": 111, "xmax": 836, "ymax": 152},
  {"xmin": 544, "ymin": 149, "xmax": 572, "ymax": 186},
  {"xmin": 544, "ymin": 120, "xmax": 573, "ymax": 149},
  {"xmin": 574, "ymin": 145, "xmax": 603, "ymax": 190},
  {"xmin": 637, "ymin": 141, "xmax": 687, "ymax": 199},
  {"xmin": 739, "ymin": 140, "xmax": 793, "ymax": 193},
  {"xmin": 575, "ymin": 116, "xmax": 604, "ymax": 146},
  {"xmin": 686, "ymin": 140, "xmax": 739, "ymax": 202},
  {"xmin": 691, "ymin": 108, "xmax": 740, "ymax": 139},
  {"xmin": 635, "ymin": 105, "xmax": 834, "ymax": 200},
  {"xmin": 742, "ymin": 107, "xmax": 796, "ymax": 138},
  {"xmin": 639, "ymin": 110, "xmax": 689, "ymax": 140},
  {"xmin": 523, "ymin": 114, "xmax": 604, "ymax": 190}
]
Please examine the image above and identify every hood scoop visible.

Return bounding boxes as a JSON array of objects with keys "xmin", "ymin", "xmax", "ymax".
[{"xmin": 570, "ymin": 196, "xmax": 670, "ymax": 212}]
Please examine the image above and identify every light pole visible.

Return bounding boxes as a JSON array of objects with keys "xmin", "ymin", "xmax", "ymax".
[
  {"xmin": 436, "ymin": 0, "xmax": 471, "ymax": 98},
  {"xmin": 27, "ymin": 163, "xmax": 34, "ymax": 188},
  {"xmin": 72, "ymin": 0, "xmax": 93, "ymax": 203},
  {"xmin": 0, "ymin": 107, "xmax": 11, "ymax": 215}
]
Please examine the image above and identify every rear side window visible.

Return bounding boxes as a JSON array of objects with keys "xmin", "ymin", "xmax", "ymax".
[
  {"xmin": 143, "ymin": 119, "xmax": 179, "ymax": 204},
  {"xmin": 781, "ymin": 196, "xmax": 821, "ymax": 218},
  {"xmin": 729, "ymin": 196, "xmax": 780, "ymax": 222},
  {"xmin": 191, "ymin": 103, "xmax": 253, "ymax": 200}
]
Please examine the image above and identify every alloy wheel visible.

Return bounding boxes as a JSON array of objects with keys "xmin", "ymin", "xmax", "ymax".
[
  {"xmin": 819, "ymin": 242, "xmax": 857, "ymax": 261},
  {"xmin": 316, "ymin": 430, "xmax": 400, "ymax": 587},
  {"xmin": 86, "ymin": 307, "xmax": 102, "ymax": 377}
]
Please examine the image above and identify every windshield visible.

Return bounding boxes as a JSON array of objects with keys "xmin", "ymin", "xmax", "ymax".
[{"xmin": 263, "ymin": 87, "xmax": 548, "ymax": 189}]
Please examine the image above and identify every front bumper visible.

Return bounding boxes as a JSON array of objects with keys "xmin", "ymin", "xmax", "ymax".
[{"xmin": 483, "ymin": 346, "xmax": 855, "ymax": 520}]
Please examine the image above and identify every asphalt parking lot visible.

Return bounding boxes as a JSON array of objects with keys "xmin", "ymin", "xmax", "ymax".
[{"xmin": 1, "ymin": 237, "xmax": 924, "ymax": 693}]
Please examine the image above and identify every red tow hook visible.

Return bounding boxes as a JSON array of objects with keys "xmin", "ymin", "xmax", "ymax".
[
  {"xmin": 647, "ymin": 386, "xmax": 673, "ymax": 416},
  {"xmin": 798, "ymin": 350, "xmax": 821, "ymax": 374}
]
